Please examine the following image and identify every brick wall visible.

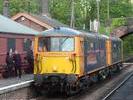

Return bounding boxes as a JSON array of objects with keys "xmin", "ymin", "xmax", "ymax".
[{"xmin": 0, "ymin": 33, "xmax": 35, "ymax": 78}]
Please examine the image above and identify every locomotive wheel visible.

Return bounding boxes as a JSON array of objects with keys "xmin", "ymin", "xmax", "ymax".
[
  {"xmin": 112, "ymin": 64, "xmax": 120, "ymax": 73},
  {"xmin": 108, "ymin": 68, "xmax": 112, "ymax": 78},
  {"xmin": 116, "ymin": 64, "xmax": 121, "ymax": 72},
  {"xmin": 65, "ymin": 83, "xmax": 75, "ymax": 96},
  {"xmin": 65, "ymin": 83, "xmax": 71, "ymax": 96},
  {"xmin": 98, "ymin": 69, "xmax": 109, "ymax": 81},
  {"xmin": 98, "ymin": 69, "xmax": 107, "ymax": 79},
  {"xmin": 65, "ymin": 83, "xmax": 80, "ymax": 96},
  {"xmin": 33, "ymin": 85, "xmax": 42, "ymax": 97},
  {"xmin": 79, "ymin": 76, "xmax": 91, "ymax": 91}
]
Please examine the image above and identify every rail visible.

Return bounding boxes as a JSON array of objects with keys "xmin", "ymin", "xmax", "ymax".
[{"xmin": 102, "ymin": 71, "xmax": 133, "ymax": 100}]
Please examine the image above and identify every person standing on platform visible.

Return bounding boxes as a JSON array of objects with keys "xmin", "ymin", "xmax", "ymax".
[
  {"xmin": 6, "ymin": 50, "xmax": 14, "ymax": 78},
  {"xmin": 13, "ymin": 50, "xmax": 22, "ymax": 78},
  {"xmin": 26, "ymin": 48, "xmax": 34, "ymax": 73}
]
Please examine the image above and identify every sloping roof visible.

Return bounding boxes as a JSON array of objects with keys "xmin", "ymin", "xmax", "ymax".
[
  {"xmin": 0, "ymin": 14, "xmax": 38, "ymax": 35},
  {"xmin": 12, "ymin": 13, "xmax": 68, "ymax": 29},
  {"xmin": 32, "ymin": 14, "xmax": 68, "ymax": 28}
]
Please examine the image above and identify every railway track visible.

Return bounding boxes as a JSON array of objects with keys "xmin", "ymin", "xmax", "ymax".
[
  {"xmin": 102, "ymin": 71, "xmax": 133, "ymax": 100},
  {"xmin": 0, "ymin": 63, "xmax": 132, "ymax": 100},
  {"xmin": 33, "ymin": 64, "xmax": 133, "ymax": 100}
]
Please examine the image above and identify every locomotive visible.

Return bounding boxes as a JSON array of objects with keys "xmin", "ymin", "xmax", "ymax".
[{"xmin": 33, "ymin": 27, "xmax": 123, "ymax": 95}]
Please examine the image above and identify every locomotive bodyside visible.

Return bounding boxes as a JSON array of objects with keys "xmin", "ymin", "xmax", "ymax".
[
  {"xmin": 111, "ymin": 37, "xmax": 123, "ymax": 64},
  {"xmin": 83, "ymin": 34, "xmax": 108, "ymax": 73}
]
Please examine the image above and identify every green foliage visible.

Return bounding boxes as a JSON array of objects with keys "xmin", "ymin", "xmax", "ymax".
[
  {"xmin": 49, "ymin": 0, "xmax": 133, "ymax": 32},
  {"xmin": 122, "ymin": 33, "xmax": 133, "ymax": 59},
  {"xmin": 99, "ymin": 0, "xmax": 132, "ymax": 34},
  {"xmin": 110, "ymin": 0, "xmax": 133, "ymax": 18},
  {"xmin": 75, "ymin": 0, "xmax": 97, "ymax": 30},
  {"xmin": 112, "ymin": 18, "xmax": 126, "ymax": 27},
  {"xmin": 99, "ymin": 25, "xmax": 106, "ymax": 34},
  {"xmin": 49, "ymin": 0, "xmax": 71, "ymax": 25},
  {"xmin": 9, "ymin": 0, "xmax": 39, "ymax": 16},
  {"xmin": 49, "ymin": 0, "xmax": 98, "ymax": 30},
  {"xmin": 110, "ymin": 18, "xmax": 126, "ymax": 31},
  {"xmin": 0, "ymin": 0, "xmax": 39, "ymax": 16},
  {"xmin": 0, "ymin": 0, "xmax": 3, "ymax": 14}
]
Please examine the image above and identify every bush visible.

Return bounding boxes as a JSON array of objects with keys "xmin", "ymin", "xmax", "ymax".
[{"xmin": 111, "ymin": 18, "xmax": 126, "ymax": 30}]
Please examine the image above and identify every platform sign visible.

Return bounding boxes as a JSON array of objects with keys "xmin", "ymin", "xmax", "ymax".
[{"xmin": 93, "ymin": 19, "xmax": 99, "ymax": 33}]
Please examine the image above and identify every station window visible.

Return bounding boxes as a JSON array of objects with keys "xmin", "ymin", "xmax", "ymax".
[
  {"xmin": 7, "ymin": 38, "xmax": 16, "ymax": 52},
  {"xmin": 23, "ymin": 39, "xmax": 32, "ymax": 51}
]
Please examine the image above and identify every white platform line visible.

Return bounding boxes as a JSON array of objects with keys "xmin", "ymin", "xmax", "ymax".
[
  {"xmin": 123, "ymin": 63, "xmax": 133, "ymax": 65},
  {"xmin": 0, "ymin": 80, "xmax": 34, "ymax": 91}
]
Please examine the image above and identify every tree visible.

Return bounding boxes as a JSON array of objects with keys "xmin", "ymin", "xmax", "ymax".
[
  {"xmin": 74, "ymin": 0, "xmax": 97, "ymax": 30},
  {"xmin": 49, "ymin": 0, "xmax": 133, "ymax": 31},
  {"xmin": 0, "ymin": 0, "xmax": 3, "ymax": 14},
  {"xmin": 110, "ymin": 0, "xmax": 133, "ymax": 18},
  {"xmin": 0, "ymin": 0, "xmax": 39, "ymax": 16},
  {"xmin": 9, "ymin": 0, "xmax": 39, "ymax": 16},
  {"xmin": 49, "ymin": 0, "xmax": 71, "ymax": 25}
]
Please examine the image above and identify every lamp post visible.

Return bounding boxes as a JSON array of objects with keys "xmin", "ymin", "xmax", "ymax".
[
  {"xmin": 3, "ymin": 0, "xmax": 10, "ymax": 17},
  {"xmin": 96, "ymin": 0, "xmax": 100, "ymax": 33},
  {"xmin": 106, "ymin": 0, "xmax": 110, "ymax": 35},
  {"xmin": 70, "ymin": 0, "xmax": 75, "ymax": 28}
]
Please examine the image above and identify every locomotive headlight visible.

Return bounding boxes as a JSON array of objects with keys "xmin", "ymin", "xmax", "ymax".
[
  {"xmin": 53, "ymin": 66, "xmax": 58, "ymax": 72},
  {"xmin": 65, "ymin": 57, "xmax": 69, "ymax": 60},
  {"xmin": 43, "ymin": 57, "xmax": 46, "ymax": 60}
]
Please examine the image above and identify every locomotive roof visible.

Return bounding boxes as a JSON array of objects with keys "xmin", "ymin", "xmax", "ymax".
[
  {"xmin": 0, "ymin": 14, "xmax": 38, "ymax": 35},
  {"xmin": 110, "ymin": 36, "xmax": 122, "ymax": 41},
  {"xmin": 39, "ymin": 27, "xmax": 82, "ymax": 36},
  {"xmin": 39, "ymin": 27, "xmax": 107, "ymax": 37},
  {"xmin": 38, "ymin": 27, "xmax": 121, "ymax": 41}
]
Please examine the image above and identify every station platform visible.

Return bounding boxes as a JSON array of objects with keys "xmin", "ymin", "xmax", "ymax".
[{"xmin": 0, "ymin": 74, "xmax": 34, "ymax": 94}]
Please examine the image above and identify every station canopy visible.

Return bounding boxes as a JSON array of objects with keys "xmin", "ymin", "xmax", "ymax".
[{"xmin": 0, "ymin": 14, "xmax": 38, "ymax": 35}]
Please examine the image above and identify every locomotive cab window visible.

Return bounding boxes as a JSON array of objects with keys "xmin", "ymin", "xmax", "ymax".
[{"xmin": 38, "ymin": 37, "xmax": 74, "ymax": 52}]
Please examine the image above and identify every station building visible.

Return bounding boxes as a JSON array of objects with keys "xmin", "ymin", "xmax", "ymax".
[
  {"xmin": 12, "ymin": 13, "xmax": 67, "ymax": 32},
  {"xmin": 0, "ymin": 14, "xmax": 38, "ymax": 78},
  {"xmin": 0, "ymin": 13, "xmax": 66, "ymax": 78}
]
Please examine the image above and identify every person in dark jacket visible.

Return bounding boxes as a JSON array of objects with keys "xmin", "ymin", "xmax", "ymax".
[
  {"xmin": 13, "ymin": 50, "xmax": 22, "ymax": 78},
  {"xmin": 6, "ymin": 51, "xmax": 14, "ymax": 77},
  {"xmin": 26, "ymin": 48, "xmax": 34, "ymax": 73}
]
